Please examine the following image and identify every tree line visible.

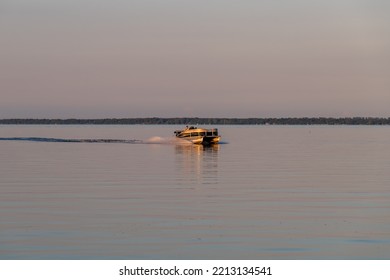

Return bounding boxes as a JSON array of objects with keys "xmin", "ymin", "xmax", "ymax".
[{"xmin": 0, "ymin": 117, "xmax": 389, "ymax": 125}]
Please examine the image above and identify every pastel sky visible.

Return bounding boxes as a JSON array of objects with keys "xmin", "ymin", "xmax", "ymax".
[{"xmin": 1, "ymin": 0, "xmax": 389, "ymax": 118}]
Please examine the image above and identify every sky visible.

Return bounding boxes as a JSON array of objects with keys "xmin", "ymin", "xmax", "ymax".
[{"xmin": 1, "ymin": 0, "xmax": 389, "ymax": 118}]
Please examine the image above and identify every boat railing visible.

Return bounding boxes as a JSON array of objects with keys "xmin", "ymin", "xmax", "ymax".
[{"xmin": 175, "ymin": 127, "xmax": 219, "ymax": 137}]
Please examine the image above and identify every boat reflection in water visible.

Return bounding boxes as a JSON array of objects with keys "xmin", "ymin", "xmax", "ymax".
[{"xmin": 174, "ymin": 144, "xmax": 219, "ymax": 185}]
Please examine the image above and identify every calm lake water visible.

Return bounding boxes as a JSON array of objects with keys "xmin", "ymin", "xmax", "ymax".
[{"xmin": 1, "ymin": 125, "xmax": 389, "ymax": 259}]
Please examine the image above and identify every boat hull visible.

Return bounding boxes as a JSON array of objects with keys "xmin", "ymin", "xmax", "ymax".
[{"xmin": 185, "ymin": 136, "xmax": 220, "ymax": 145}]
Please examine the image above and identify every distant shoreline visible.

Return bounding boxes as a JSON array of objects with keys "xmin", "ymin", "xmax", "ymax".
[{"xmin": 0, "ymin": 117, "xmax": 389, "ymax": 125}]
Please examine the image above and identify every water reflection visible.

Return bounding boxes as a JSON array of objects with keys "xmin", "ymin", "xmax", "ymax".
[{"xmin": 175, "ymin": 144, "xmax": 219, "ymax": 185}]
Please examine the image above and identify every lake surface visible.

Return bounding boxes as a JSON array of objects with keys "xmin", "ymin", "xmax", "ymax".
[{"xmin": 1, "ymin": 125, "xmax": 389, "ymax": 259}]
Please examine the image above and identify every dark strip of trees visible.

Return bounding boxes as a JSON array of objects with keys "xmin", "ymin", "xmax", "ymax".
[{"xmin": 0, "ymin": 117, "xmax": 389, "ymax": 125}]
